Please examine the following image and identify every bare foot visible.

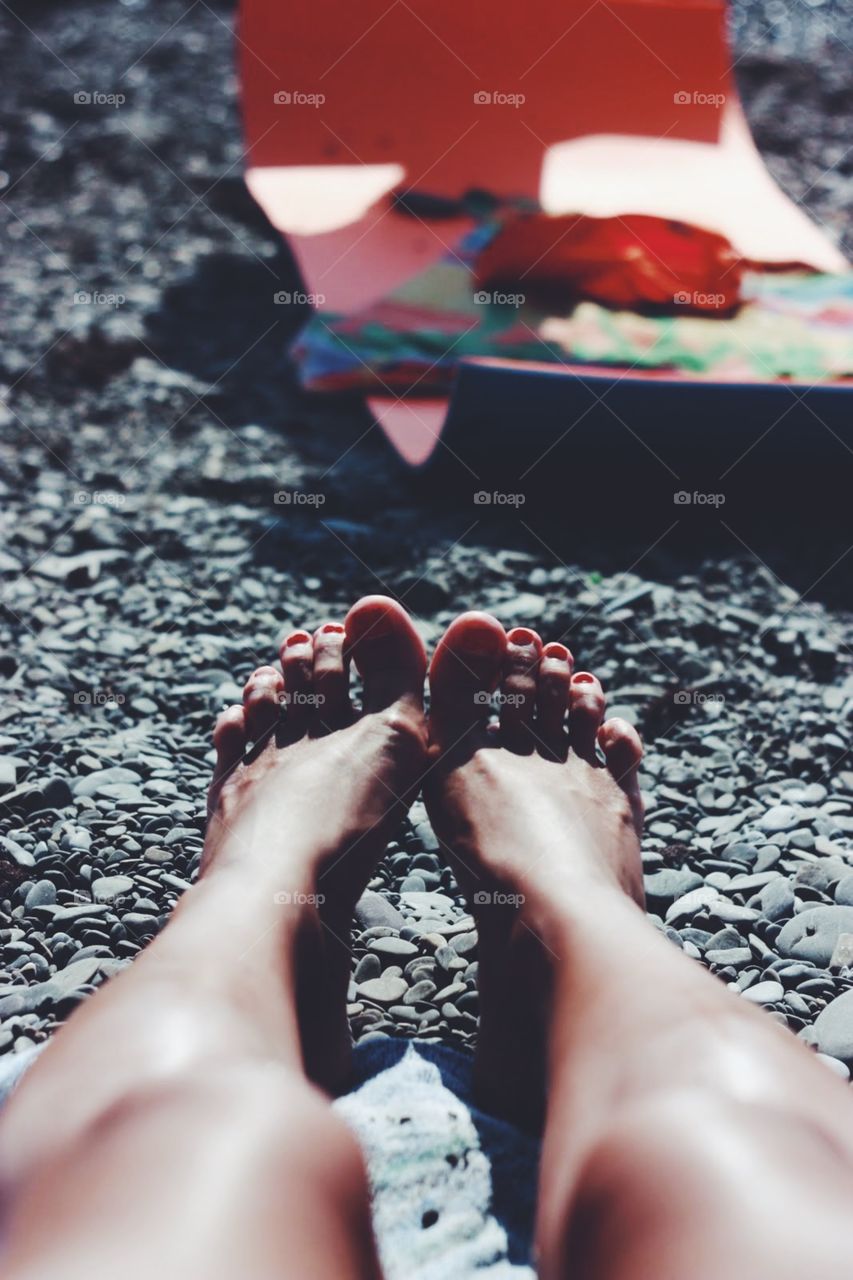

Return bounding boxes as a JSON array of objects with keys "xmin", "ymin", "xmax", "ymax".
[
  {"xmin": 423, "ymin": 612, "xmax": 645, "ymax": 1126},
  {"xmin": 204, "ymin": 595, "xmax": 427, "ymax": 1089}
]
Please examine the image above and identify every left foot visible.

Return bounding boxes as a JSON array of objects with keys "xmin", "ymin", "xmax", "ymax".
[{"xmin": 203, "ymin": 595, "xmax": 428, "ymax": 1088}]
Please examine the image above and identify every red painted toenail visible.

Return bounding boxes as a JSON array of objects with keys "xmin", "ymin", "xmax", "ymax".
[
  {"xmin": 508, "ymin": 627, "xmax": 538, "ymax": 646},
  {"xmin": 321, "ymin": 622, "xmax": 345, "ymax": 634},
  {"xmin": 573, "ymin": 672, "xmax": 596, "ymax": 683},
  {"xmin": 286, "ymin": 631, "xmax": 311, "ymax": 646},
  {"xmin": 543, "ymin": 643, "xmax": 571, "ymax": 661}
]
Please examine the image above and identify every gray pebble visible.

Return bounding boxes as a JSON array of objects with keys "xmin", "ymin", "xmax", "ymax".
[{"xmin": 777, "ymin": 907, "xmax": 853, "ymax": 966}]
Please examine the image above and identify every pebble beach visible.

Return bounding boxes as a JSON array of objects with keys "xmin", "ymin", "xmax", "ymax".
[{"xmin": 2, "ymin": 0, "xmax": 853, "ymax": 1075}]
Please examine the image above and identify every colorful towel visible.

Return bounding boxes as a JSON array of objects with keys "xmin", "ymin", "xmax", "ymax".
[{"xmin": 291, "ymin": 214, "xmax": 853, "ymax": 393}]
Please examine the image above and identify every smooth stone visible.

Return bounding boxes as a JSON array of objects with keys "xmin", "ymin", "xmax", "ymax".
[
  {"xmin": 354, "ymin": 891, "xmax": 405, "ymax": 932},
  {"xmin": 42, "ymin": 955, "xmax": 102, "ymax": 1000},
  {"xmin": 24, "ymin": 880, "xmax": 56, "ymax": 909},
  {"xmin": 754, "ymin": 845, "xmax": 781, "ymax": 872},
  {"xmin": 0, "ymin": 836, "xmax": 35, "ymax": 868},
  {"xmin": 122, "ymin": 912, "xmax": 158, "ymax": 934},
  {"xmin": 399, "ymin": 874, "xmax": 427, "ymax": 893},
  {"xmin": 435, "ymin": 944, "xmax": 468, "ymax": 973},
  {"xmin": 710, "ymin": 902, "xmax": 759, "ymax": 925},
  {"xmin": 399, "ymin": 891, "xmax": 455, "ymax": 917},
  {"xmin": 357, "ymin": 975, "xmax": 408, "ymax": 1006},
  {"xmin": 665, "ymin": 886, "xmax": 720, "ymax": 924},
  {"xmin": 643, "ymin": 868, "xmax": 703, "ymax": 902},
  {"xmin": 776, "ymin": 907, "xmax": 853, "ymax": 966},
  {"xmin": 835, "ymin": 874, "xmax": 853, "ymax": 907},
  {"xmin": 727, "ymin": 872, "xmax": 779, "ymax": 894},
  {"xmin": 52, "ymin": 903, "xmax": 111, "ymax": 923},
  {"xmin": 706, "ymin": 947, "xmax": 752, "ymax": 966},
  {"xmin": 812, "ymin": 989, "xmax": 853, "ymax": 1063},
  {"xmin": 795, "ymin": 864, "xmax": 834, "ymax": 894},
  {"xmin": 434, "ymin": 981, "xmax": 468, "ymax": 1002},
  {"xmin": 403, "ymin": 979, "xmax": 437, "ymax": 1005},
  {"xmin": 367, "ymin": 937, "xmax": 418, "ymax": 961},
  {"xmin": 73, "ymin": 767, "xmax": 143, "ymax": 797},
  {"xmin": 91, "ymin": 875, "xmax": 134, "ymax": 903},
  {"xmin": 830, "ymin": 933, "xmax": 853, "ymax": 970},
  {"xmin": 723, "ymin": 842, "xmax": 760, "ymax": 866},
  {"xmin": 353, "ymin": 954, "xmax": 381, "ymax": 983},
  {"xmin": 757, "ymin": 805, "xmax": 800, "ymax": 834},
  {"xmin": 450, "ymin": 932, "xmax": 477, "ymax": 956},
  {"xmin": 741, "ymin": 980, "xmax": 784, "ymax": 1005},
  {"xmin": 412, "ymin": 819, "xmax": 439, "ymax": 852},
  {"xmin": 705, "ymin": 927, "xmax": 744, "ymax": 951},
  {"xmin": 759, "ymin": 878, "xmax": 795, "ymax": 922}
]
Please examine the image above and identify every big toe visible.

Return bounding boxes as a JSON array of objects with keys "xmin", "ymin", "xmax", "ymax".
[
  {"xmin": 428, "ymin": 611, "xmax": 507, "ymax": 746},
  {"xmin": 344, "ymin": 595, "xmax": 426, "ymax": 712}
]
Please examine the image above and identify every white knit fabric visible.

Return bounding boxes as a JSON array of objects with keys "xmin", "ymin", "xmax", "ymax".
[{"xmin": 335, "ymin": 1045, "xmax": 535, "ymax": 1280}]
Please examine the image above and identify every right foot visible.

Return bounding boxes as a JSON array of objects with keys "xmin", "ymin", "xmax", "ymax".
[
  {"xmin": 423, "ymin": 612, "xmax": 645, "ymax": 1126},
  {"xmin": 204, "ymin": 594, "xmax": 428, "ymax": 1089}
]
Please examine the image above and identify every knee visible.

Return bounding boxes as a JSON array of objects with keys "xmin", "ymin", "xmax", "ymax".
[{"xmin": 546, "ymin": 1091, "xmax": 853, "ymax": 1280}]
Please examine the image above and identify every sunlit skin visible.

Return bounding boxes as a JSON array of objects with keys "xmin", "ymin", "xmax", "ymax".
[{"xmin": 2, "ymin": 597, "xmax": 853, "ymax": 1279}]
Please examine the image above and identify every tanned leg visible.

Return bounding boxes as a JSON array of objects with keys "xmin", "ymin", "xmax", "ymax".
[
  {"xmin": 0, "ymin": 596, "xmax": 427, "ymax": 1280},
  {"xmin": 425, "ymin": 610, "xmax": 853, "ymax": 1280}
]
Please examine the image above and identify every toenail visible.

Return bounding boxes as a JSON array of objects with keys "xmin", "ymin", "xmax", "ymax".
[
  {"xmin": 573, "ymin": 672, "xmax": 596, "ymax": 684},
  {"xmin": 285, "ymin": 631, "xmax": 311, "ymax": 647},
  {"xmin": 321, "ymin": 622, "xmax": 345, "ymax": 634},
  {"xmin": 543, "ymin": 643, "xmax": 571, "ymax": 661},
  {"xmin": 458, "ymin": 627, "xmax": 504, "ymax": 655},
  {"xmin": 508, "ymin": 627, "xmax": 538, "ymax": 647}
]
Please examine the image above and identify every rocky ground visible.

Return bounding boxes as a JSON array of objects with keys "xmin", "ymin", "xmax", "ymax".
[{"xmin": 1, "ymin": 1, "xmax": 853, "ymax": 1075}]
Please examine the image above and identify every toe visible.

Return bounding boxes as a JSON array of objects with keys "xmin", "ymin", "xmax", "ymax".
[
  {"xmin": 537, "ymin": 642, "xmax": 573, "ymax": 757},
  {"xmin": 428, "ymin": 611, "xmax": 507, "ymax": 746},
  {"xmin": 208, "ymin": 703, "xmax": 246, "ymax": 816},
  {"xmin": 568, "ymin": 671, "xmax": 606, "ymax": 765},
  {"xmin": 279, "ymin": 631, "xmax": 315, "ymax": 735},
  {"xmin": 344, "ymin": 595, "xmax": 426, "ymax": 713},
  {"xmin": 598, "ymin": 717, "xmax": 645, "ymax": 836},
  {"xmin": 499, "ymin": 628, "xmax": 541, "ymax": 753},
  {"xmin": 312, "ymin": 622, "xmax": 350, "ymax": 731},
  {"xmin": 242, "ymin": 665, "xmax": 284, "ymax": 745}
]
